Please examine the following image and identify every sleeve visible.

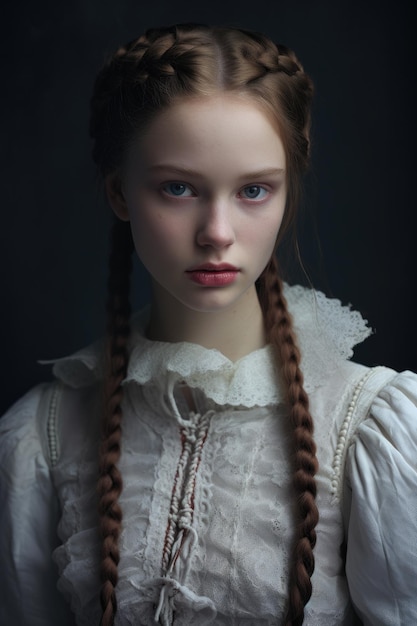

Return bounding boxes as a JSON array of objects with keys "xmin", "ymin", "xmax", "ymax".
[
  {"xmin": 344, "ymin": 370, "xmax": 417, "ymax": 626},
  {"xmin": 0, "ymin": 384, "xmax": 75, "ymax": 626}
]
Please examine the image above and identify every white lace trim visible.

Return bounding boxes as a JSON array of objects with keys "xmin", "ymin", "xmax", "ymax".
[
  {"xmin": 285, "ymin": 285, "xmax": 372, "ymax": 391},
  {"xmin": 45, "ymin": 284, "xmax": 372, "ymax": 408}
]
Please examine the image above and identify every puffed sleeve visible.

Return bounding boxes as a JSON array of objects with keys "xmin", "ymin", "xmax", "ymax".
[
  {"xmin": 0, "ymin": 384, "xmax": 75, "ymax": 625},
  {"xmin": 344, "ymin": 370, "xmax": 417, "ymax": 626}
]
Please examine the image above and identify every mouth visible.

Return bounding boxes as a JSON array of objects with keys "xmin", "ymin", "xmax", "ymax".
[
  {"xmin": 186, "ymin": 263, "xmax": 239, "ymax": 272},
  {"xmin": 185, "ymin": 263, "xmax": 240, "ymax": 287}
]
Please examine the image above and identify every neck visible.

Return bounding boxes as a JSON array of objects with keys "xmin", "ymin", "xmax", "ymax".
[{"xmin": 146, "ymin": 284, "xmax": 266, "ymax": 362}]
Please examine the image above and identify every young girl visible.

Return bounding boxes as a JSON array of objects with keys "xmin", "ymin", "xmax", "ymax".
[{"xmin": 1, "ymin": 23, "xmax": 416, "ymax": 626}]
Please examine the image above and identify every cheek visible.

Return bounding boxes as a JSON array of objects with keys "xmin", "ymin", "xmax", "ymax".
[
  {"xmin": 264, "ymin": 204, "xmax": 286, "ymax": 246},
  {"xmin": 245, "ymin": 213, "xmax": 284, "ymax": 257},
  {"xmin": 129, "ymin": 211, "xmax": 187, "ymax": 264}
]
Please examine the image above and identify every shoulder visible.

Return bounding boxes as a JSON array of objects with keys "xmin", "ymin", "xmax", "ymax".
[
  {"xmin": 1, "ymin": 376, "xmax": 101, "ymax": 472},
  {"xmin": 0, "ymin": 382, "xmax": 79, "ymax": 625},
  {"xmin": 347, "ymin": 369, "xmax": 417, "ymax": 469},
  {"xmin": 0, "ymin": 382, "xmax": 53, "ymax": 468},
  {"xmin": 343, "ymin": 369, "xmax": 417, "ymax": 623},
  {"xmin": 346, "ymin": 369, "xmax": 417, "ymax": 488}
]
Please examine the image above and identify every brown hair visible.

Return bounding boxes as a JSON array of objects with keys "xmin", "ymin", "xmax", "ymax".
[{"xmin": 90, "ymin": 22, "xmax": 318, "ymax": 626}]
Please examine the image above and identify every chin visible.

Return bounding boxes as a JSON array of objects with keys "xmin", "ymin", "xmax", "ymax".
[{"xmin": 176, "ymin": 290, "xmax": 251, "ymax": 315}]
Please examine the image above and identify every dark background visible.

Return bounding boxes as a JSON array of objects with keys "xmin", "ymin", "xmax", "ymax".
[{"xmin": 1, "ymin": 0, "xmax": 415, "ymax": 416}]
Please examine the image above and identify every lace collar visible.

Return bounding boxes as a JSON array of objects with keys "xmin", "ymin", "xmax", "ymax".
[{"xmin": 47, "ymin": 284, "xmax": 372, "ymax": 408}]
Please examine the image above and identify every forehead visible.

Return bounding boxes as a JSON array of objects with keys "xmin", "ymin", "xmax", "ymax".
[{"xmin": 128, "ymin": 94, "xmax": 286, "ymax": 173}]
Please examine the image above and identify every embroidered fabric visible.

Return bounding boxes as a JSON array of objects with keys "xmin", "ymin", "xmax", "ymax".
[
  {"xmin": 52, "ymin": 352, "xmax": 393, "ymax": 626},
  {"xmin": 51, "ymin": 387, "xmax": 302, "ymax": 625}
]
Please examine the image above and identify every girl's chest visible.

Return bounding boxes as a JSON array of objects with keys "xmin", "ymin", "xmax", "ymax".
[{"xmin": 52, "ymin": 390, "xmax": 351, "ymax": 625}]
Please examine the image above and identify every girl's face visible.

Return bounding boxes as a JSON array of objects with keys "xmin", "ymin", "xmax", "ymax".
[{"xmin": 110, "ymin": 95, "xmax": 287, "ymax": 315}]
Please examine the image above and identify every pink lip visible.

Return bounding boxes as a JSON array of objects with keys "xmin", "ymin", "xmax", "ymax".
[
  {"xmin": 187, "ymin": 263, "xmax": 239, "ymax": 272},
  {"xmin": 186, "ymin": 263, "xmax": 239, "ymax": 286}
]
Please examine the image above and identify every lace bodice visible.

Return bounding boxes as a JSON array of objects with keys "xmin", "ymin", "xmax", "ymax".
[{"xmin": 1, "ymin": 285, "xmax": 416, "ymax": 626}]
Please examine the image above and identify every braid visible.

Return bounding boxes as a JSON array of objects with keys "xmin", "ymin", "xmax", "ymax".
[
  {"xmin": 97, "ymin": 218, "xmax": 134, "ymax": 626},
  {"xmin": 89, "ymin": 24, "xmax": 220, "ymax": 176},
  {"xmin": 232, "ymin": 29, "xmax": 301, "ymax": 80},
  {"xmin": 90, "ymin": 23, "xmax": 317, "ymax": 625},
  {"xmin": 258, "ymin": 255, "xmax": 319, "ymax": 625},
  {"xmin": 114, "ymin": 24, "xmax": 213, "ymax": 81},
  {"xmin": 90, "ymin": 24, "xmax": 312, "ymax": 178}
]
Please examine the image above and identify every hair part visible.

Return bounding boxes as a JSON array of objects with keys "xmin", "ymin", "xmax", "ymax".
[{"xmin": 90, "ymin": 23, "xmax": 313, "ymax": 239}]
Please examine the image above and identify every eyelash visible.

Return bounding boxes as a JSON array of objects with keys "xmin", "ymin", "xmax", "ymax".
[
  {"xmin": 238, "ymin": 185, "xmax": 268, "ymax": 201},
  {"xmin": 162, "ymin": 182, "xmax": 194, "ymax": 197},
  {"xmin": 162, "ymin": 182, "xmax": 270, "ymax": 201}
]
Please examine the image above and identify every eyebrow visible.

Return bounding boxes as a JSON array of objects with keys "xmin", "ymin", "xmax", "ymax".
[{"xmin": 147, "ymin": 164, "xmax": 285, "ymax": 180}]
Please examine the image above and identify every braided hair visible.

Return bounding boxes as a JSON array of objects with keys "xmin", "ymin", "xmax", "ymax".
[{"xmin": 90, "ymin": 23, "xmax": 318, "ymax": 625}]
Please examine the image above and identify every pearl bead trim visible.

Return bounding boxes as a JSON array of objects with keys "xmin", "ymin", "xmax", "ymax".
[
  {"xmin": 46, "ymin": 382, "xmax": 61, "ymax": 467},
  {"xmin": 330, "ymin": 368, "xmax": 375, "ymax": 499}
]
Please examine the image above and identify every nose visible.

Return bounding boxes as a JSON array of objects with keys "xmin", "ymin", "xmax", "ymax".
[{"xmin": 196, "ymin": 201, "xmax": 236, "ymax": 249}]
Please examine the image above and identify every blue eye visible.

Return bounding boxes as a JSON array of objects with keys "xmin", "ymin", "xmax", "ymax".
[
  {"xmin": 164, "ymin": 182, "xmax": 193, "ymax": 197},
  {"xmin": 241, "ymin": 185, "xmax": 268, "ymax": 200}
]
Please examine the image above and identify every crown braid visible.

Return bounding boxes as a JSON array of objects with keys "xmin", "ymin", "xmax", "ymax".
[{"xmin": 90, "ymin": 24, "xmax": 312, "ymax": 185}]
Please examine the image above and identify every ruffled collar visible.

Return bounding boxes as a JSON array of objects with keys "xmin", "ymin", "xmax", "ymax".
[{"xmin": 46, "ymin": 284, "xmax": 371, "ymax": 408}]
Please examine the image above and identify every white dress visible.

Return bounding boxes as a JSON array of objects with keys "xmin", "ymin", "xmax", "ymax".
[{"xmin": 1, "ymin": 285, "xmax": 416, "ymax": 626}]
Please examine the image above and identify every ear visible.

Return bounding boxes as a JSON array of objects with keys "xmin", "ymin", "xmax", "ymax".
[{"xmin": 105, "ymin": 173, "xmax": 130, "ymax": 222}]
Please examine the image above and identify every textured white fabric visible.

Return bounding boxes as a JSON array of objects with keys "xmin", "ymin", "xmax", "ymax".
[{"xmin": 1, "ymin": 284, "xmax": 416, "ymax": 626}]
